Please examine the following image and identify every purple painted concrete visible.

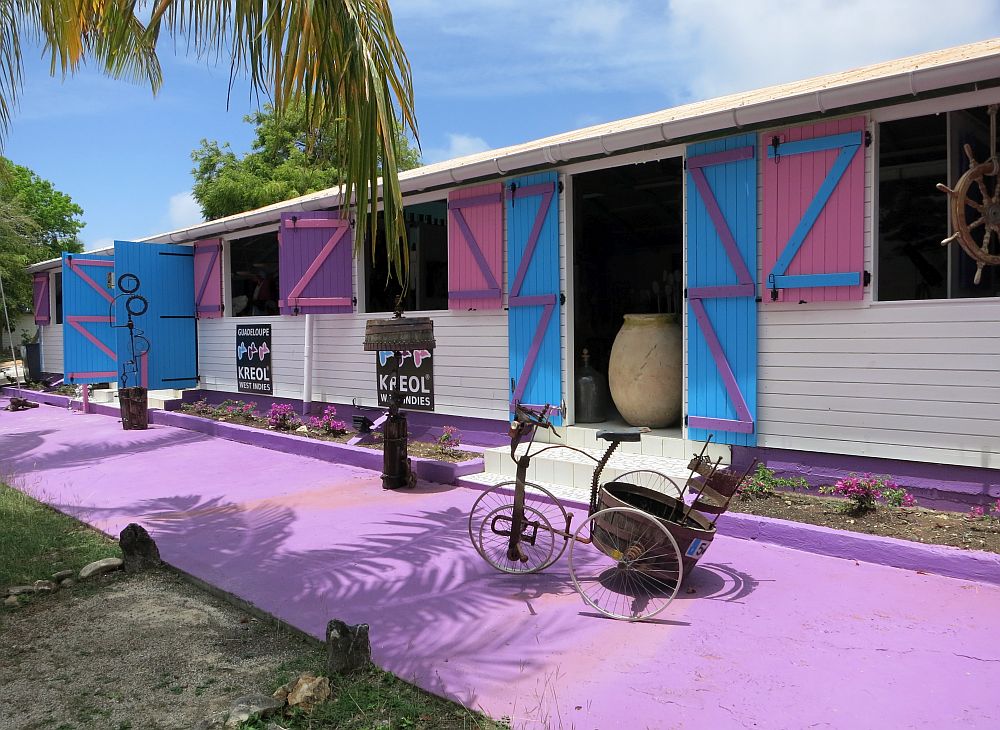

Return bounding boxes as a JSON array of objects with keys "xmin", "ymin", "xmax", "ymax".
[
  {"xmin": 3, "ymin": 401, "xmax": 999, "ymax": 729},
  {"xmin": 1, "ymin": 389, "xmax": 481, "ymax": 486},
  {"xmin": 733, "ymin": 444, "xmax": 1000, "ymax": 512}
]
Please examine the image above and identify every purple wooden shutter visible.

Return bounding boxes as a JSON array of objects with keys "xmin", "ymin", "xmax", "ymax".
[
  {"xmin": 762, "ymin": 117, "xmax": 866, "ymax": 303},
  {"xmin": 448, "ymin": 183, "xmax": 504, "ymax": 310},
  {"xmin": 193, "ymin": 238, "xmax": 224, "ymax": 319},
  {"xmin": 278, "ymin": 211, "xmax": 353, "ymax": 315},
  {"xmin": 33, "ymin": 273, "xmax": 51, "ymax": 325}
]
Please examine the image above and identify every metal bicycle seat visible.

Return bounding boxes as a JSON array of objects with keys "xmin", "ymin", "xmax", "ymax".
[{"xmin": 596, "ymin": 428, "xmax": 643, "ymax": 443}]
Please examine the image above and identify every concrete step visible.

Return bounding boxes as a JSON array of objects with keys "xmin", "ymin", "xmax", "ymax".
[
  {"xmin": 532, "ymin": 424, "xmax": 730, "ymax": 463},
  {"xmin": 482, "ymin": 440, "xmax": 701, "ymax": 495}
]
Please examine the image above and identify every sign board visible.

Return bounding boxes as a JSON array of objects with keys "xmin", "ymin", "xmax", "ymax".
[
  {"xmin": 377, "ymin": 349, "xmax": 434, "ymax": 411},
  {"xmin": 236, "ymin": 324, "xmax": 273, "ymax": 394}
]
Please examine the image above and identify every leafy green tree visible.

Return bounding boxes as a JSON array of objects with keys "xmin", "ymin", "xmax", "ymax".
[
  {"xmin": 0, "ymin": 159, "xmax": 84, "ymax": 313},
  {"xmin": 191, "ymin": 101, "xmax": 422, "ymax": 220},
  {"xmin": 0, "ymin": 1, "xmax": 417, "ymax": 285}
]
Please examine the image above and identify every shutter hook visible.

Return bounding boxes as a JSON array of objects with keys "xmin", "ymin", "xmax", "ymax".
[{"xmin": 770, "ymin": 136, "xmax": 781, "ymax": 164}]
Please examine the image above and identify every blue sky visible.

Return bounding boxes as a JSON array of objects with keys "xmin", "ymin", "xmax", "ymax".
[{"xmin": 5, "ymin": 0, "xmax": 999, "ymax": 250}]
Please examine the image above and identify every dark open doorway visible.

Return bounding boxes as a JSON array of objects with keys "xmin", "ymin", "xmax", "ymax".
[{"xmin": 571, "ymin": 158, "xmax": 684, "ymax": 412}]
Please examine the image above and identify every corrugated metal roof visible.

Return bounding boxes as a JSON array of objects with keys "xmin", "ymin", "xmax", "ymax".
[{"xmin": 29, "ymin": 37, "xmax": 1000, "ymax": 271}]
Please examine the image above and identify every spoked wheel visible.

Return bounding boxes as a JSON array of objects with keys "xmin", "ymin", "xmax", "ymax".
[
  {"xmin": 477, "ymin": 505, "xmax": 557, "ymax": 574},
  {"xmin": 568, "ymin": 506, "xmax": 683, "ymax": 622},
  {"xmin": 609, "ymin": 470, "xmax": 684, "ymax": 500},
  {"xmin": 468, "ymin": 481, "xmax": 570, "ymax": 571},
  {"xmin": 938, "ymin": 106, "xmax": 1000, "ymax": 285}
]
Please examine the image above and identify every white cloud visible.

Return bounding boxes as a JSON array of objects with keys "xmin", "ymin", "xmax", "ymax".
[
  {"xmin": 394, "ymin": 0, "xmax": 1000, "ymax": 104},
  {"xmin": 423, "ymin": 133, "xmax": 492, "ymax": 164},
  {"xmin": 168, "ymin": 191, "xmax": 204, "ymax": 230}
]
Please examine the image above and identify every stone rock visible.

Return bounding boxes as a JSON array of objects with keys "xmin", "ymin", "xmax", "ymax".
[
  {"xmin": 6, "ymin": 585, "xmax": 35, "ymax": 596},
  {"xmin": 119, "ymin": 523, "xmax": 162, "ymax": 573},
  {"xmin": 194, "ymin": 713, "xmax": 226, "ymax": 730},
  {"xmin": 79, "ymin": 557, "xmax": 124, "ymax": 580},
  {"xmin": 51, "ymin": 569, "xmax": 75, "ymax": 582},
  {"xmin": 272, "ymin": 683, "xmax": 291, "ymax": 703},
  {"xmin": 326, "ymin": 619, "xmax": 371, "ymax": 675},
  {"xmin": 224, "ymin": 694, "xmax": 283, "ymax": 729},
  {"xmin": 33, "ymin": 580, "xmax": 57, "ymax": 593},
  {"xmin": 286, "ymin": 674, "xmax": 331, "ymax": 712},
  {"xmin": 4, "ymin": 595, "xmax": 18, "ymax": 607},
  {"xmin": 295, "ymin": 425, "xmax": 309, "ymax": 433},
  {"xmin": 60, "ymin": 578, "xmax": 76, "ymax": 589}
]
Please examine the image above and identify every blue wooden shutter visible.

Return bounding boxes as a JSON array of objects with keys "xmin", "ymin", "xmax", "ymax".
[
  {"xmin": 507, "ymin": 171, "xmax": 562, "ymax": 423},
  {"xmin": 114, "ymin": 241, "xmax": 198, "ymax": 389},
  {"xmin": 62, "ymin": 252, "xmax": 117, "ymax": 384},
  {"xmin": 686, "ymin": 135, "xmax": 758, "ymax": 446}
]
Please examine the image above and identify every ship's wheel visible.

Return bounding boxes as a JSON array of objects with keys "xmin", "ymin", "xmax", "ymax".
[{"xmin": 938, "ymin": 105, "xmax": 1000, "ymax": 285}]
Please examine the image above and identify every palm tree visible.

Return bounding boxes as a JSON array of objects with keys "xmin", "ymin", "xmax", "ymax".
[{"xmin": 0, "ymin": 0, "xmax": 417, "ymax": 283}]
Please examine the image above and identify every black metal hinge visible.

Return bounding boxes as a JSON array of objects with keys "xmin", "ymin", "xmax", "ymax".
[
  {"xmin": 683, "ymin": 415, "xmax": 689, "ymax": 426},
  {"xmin": 864, "ymin": 130, "xmax": 873, "ymax": 147},
  {"xmin": 557, "ymin": 180, "xmax": 564, "ymax": 194},
  {"xmin": 559, "ymin": 292, "xmax": 566, "ymax": 305},
  {"xmin": 863, "ymin": 270, "xmax": 872, "ymax": 286}
]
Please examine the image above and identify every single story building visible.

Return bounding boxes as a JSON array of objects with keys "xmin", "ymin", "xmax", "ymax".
[{"xmin": 26, "ymin": 38, "xmax": 1000, "ymax": 508}]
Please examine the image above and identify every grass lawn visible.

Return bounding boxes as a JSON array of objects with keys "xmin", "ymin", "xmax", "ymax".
[
  {"xmin": 246, "ymin": 655, "xmax": 508, "ymax": 730},
  {"xmin": 0, "ymin": 482, "xmax": 120, "ymax": 588}
]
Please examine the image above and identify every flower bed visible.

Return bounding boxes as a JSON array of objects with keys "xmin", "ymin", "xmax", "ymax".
[
  {"xmin": 178, "ymin": 399, "xmax": 474, "ymax": 464},
  {"xmin": 730, "ymin": 466, "xmax": 1000, "ymax": 555}
]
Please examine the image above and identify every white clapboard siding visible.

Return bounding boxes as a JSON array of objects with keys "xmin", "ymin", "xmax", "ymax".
[
  {"xmin": 310, "ymin": 309, "xmax": 510, "ymax": 419},
  {"xmin": 197, "ymin": 316, "xmax": 305, "ymax": 399},
  {"xmin": 198, "ymin": 309, "xmax": 511, "ymax": 420},
  {"xmin": 40, "ymin": 324, "xmax": 64, "ymax": 374},
  {"xmin": 756, "ymin": 110, "xmax": 1000, "ymax": 468}
]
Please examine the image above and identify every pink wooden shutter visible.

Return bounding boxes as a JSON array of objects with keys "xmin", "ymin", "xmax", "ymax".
[
  {"xmin": 193, "ymin": 238, "xmax": 224, "ymax": 319},
  {"xmin": 33, "ymin": 273, "xmax": 51, "ymax": 325},
  {"xmin": 279, "ymin": 211, "xmax": 353, "ymax": 315},
  {"xmin": 762, "ymin": 116, "xmax": 866, "ymax": 303},
  {"xmin": 447, "ymin": 183, "xmax": 504, "ymax": 310}
]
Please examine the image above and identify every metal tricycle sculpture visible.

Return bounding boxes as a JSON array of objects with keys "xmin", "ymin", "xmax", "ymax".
[{"xmin": 469, "ymin": 404, "xmax": 756, "ymax": 621}]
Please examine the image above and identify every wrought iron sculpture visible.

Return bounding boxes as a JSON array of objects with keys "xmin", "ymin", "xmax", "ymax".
[
  {"xmin": 363, "ymin": 306, "xmax": 435, "ymax": 490},
  {"xmin": 110, "ymin": 273, "xmax": 150, "ymax": 430},
  {"xmin": 938, "ymin": 104, "xmax": 1000, "ymax": 285}
]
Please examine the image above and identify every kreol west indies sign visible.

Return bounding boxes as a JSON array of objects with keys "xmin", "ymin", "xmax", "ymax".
[
  {"xmin": 377, "ymin": 349, "xmax": 434, "ymax": 411},
  {"xmin": 236, "ymin": 324, "xmax": 273, "ymax": 395}
]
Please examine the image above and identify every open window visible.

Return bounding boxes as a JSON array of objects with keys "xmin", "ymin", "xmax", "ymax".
[
  {"xmin": 229, "ymin": 233, "xmax": 280, "ymax": 316},
  {"xmin": 571, "ymin": 159, "xmax": 684, "ymax": 379},
  {"xmin": 877, "ymin": 107, "xmax": 996, "ymax": 300},
  {"xmin": 53, "ymin": 272, "xmax": 63, "ymax": 325},
  {"xmin": 365, "ymin": 201, "xmax": 448, "ymax": 312}
]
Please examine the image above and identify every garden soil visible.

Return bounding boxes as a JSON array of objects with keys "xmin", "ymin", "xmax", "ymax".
[
  {"xmin": 730, "ymin": 491, "xmax": 1000, "ymax": 555},
  {"xmin": 0, "ymin": 569, "xmax": 311, "ymax": 730}
]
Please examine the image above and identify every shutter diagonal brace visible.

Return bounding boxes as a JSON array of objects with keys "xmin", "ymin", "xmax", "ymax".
[
  {"xmin": 686, "ymin": 147, "xmax": 756, "ymax": 434},
  {"xmin": 766, "ymin": 131, "xmax": 863, "ymax": 293}
]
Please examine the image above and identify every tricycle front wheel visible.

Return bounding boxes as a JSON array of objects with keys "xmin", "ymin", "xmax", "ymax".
[{"xmin": 468, "ymin": 480, "xmax": 570, "ymax": 572}]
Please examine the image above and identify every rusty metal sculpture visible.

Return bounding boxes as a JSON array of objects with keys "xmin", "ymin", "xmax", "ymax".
[
  {"xmin": 363, "ymin": 305, "xmax": 435, "ymax": 490},
  {"xmin": 938, "ymin": 104, "xmax": 1000, "ymax": 285}
]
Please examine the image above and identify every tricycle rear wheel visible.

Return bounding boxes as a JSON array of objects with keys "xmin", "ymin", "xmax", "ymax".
[{"xmin": 568, "ymin": 506, "xmax": 683, "ymax": 621}]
